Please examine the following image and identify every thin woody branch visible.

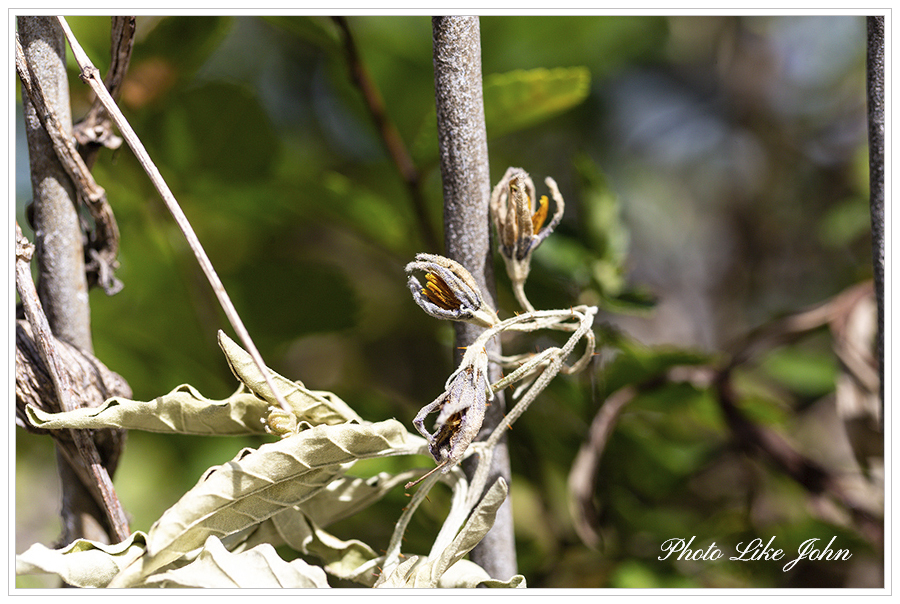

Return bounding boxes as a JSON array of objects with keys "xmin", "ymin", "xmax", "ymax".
[
  {"xmin": 432, "ymin": 16, "xmax": 516, "ymax": 580},
  {"xmin": 16, "ymin": 31, "xmax": 122, "ymax": 295},
  {"xmin": 332, "ymin": 16, "xmax": 439, "ymax": 252},
  {"xmin": 15, "ymin": 224, "xmax": 130, "ymax": 543}
]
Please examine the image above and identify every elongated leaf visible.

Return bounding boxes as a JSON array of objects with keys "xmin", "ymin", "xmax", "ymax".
[
  {"xmin": 25, "ymin": 384, "xmax": 268, "ymax": 435},
  {"xmin": 437, "ymin": 560, "xmax": 527, "ymax": 588},
  {"xmin": 16, "ymin": 532, "xmax": 147, "ymax": 588},
  {"xmin": 141, "ymin": 419, "xmax": 412, "ymax": 577},
  {"xmin": 218, "ymin": 330, "xmax": 363, "ymax": 425},
  {"xmin": 298, "ymin": 471, "xmax": 420, "ymax": 528},
  {"xmin": 141, "ymin": 535, "xmax": 329, "ymax": 588}
]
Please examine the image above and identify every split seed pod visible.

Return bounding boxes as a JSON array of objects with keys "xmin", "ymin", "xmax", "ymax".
[
  {"xmin": 489, "ymin": 167, "xmax": 565, "ymax": 283},
  {"xmin": 410, "ymin": 346, "xmax": 491, "ymax": 481},
  {"xmin": 406, "ymin": 253, "xmax": 499, "ymax": 328}
]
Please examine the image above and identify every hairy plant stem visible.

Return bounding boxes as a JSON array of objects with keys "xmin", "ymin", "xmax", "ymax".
[
  {"xmin": 432, "ymin": 16, "xmax": 516, "ymax": 580},
  {"xmin": 866, "ymin": 16, "xmax": 884, "ymax": 415}
]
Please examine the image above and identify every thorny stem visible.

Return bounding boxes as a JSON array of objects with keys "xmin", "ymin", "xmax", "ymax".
[{"xmin": 56, "ymin": 17, "xmax": 292, "ymax": 415}]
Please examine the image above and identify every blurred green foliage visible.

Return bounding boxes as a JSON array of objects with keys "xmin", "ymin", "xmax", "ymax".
[{"xmin": 16, "ymin": 15, "xmax": 878, "ymax": 588}]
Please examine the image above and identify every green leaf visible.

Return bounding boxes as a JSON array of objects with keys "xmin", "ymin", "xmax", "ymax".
[
  {"xmin": 137, "ymin": 16, "xmax": 234, "ymax": 84},
  {"xmin": 484, "ymin": 67, "xmax": 591, "ymax": 138},
  {"xmin": 138, "ymin": 419, "xmax": 412, "ymax": 579},
  {"xmin": 25, "ymin": 384, "xmax": 269, "ymax": 435},
  {"xmin": 413, "ymin": 67, "xmax": 590, "ymax": 162},
  {"xmin": 759, "ymin": 346, "xmax": 837, "ymax": 398},
  {"xmin": 141, "ymin": 535, "xmax": 330, "ymax": 588},
  {"xmin": 262, "ymin": 15, "xmax": 340, "ymax": 52},
  {"xmin": 16, "ymin": 532, "xmax": 148, "ymax": 588},
  {"xmin": 320, "ymin": 171, "xmax": 417, "ymax": 254},
  {"xmin": 218, "ymin": 330, "xmax": 363, "ymax": 425}
]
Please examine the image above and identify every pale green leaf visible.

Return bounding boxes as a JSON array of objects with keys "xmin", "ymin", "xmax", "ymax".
[
  {"xmin": 141, "ymin": 535, "xmax": 329, "ymax": 588},
  {"xmin": 218, "ymin": 330, "xmax": 363, "ymax": 425},
  {"xmin": 437, "ymin": 560, "xmax": 526, "ymax": 588},
  {"xmin": 25, "ymin": 384, "xmax": 269, "ymax": 435},
  {"xmin": 140, "ymin": 419, "xmax": 412, "ymax": 577},
  {"xmin": 15, "ymin": 532, "xmax": 147, "ymax": 588},
  {"xmin": 299, "ymin": 471, "xmax": 420, "ymax": 528},
  {"xmin": 229, "ymin": 472, "xmax": 421, "ymax": 586}
]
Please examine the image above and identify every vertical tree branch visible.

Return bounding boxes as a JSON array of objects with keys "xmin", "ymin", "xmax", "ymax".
[
  {"xmin": 18, "ymin": 15, "xmax": 120, "ymax": 547},
  {"xmin": 432, "ymin": 16, "xmax": 517, "ymax": 580},
  {"xmin": 865, "ymin": 16, "xmax": 884, "ymax": 416},
  {"xmin": 19, "ymin": 16, "xmax": 92, "ymax": 352}
]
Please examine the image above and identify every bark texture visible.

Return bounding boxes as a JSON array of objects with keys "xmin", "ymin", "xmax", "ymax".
[{"xmin": 432, "ymin": 15, "xmax": 517, "ymax": 581}]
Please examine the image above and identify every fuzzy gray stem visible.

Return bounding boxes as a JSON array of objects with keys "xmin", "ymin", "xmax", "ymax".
[
  {"xmin": 866, "ymin": 16, "xmax": 884, "ymax": 417},
  {"xmin": 432, "ymin": 15, "xmax": 517, "ymax": 580}
]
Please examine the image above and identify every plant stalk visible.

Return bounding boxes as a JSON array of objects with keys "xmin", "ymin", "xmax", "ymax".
[{"xmin": 432, "ymin": 15, "xmax": 516, "ymax": 580}]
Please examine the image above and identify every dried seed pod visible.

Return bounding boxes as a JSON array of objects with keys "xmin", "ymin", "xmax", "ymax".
[
  {"xmin": 406, "ymin": 253, "xmax": 498, "ymax": 327},
  {"xmin": 489, "ymin": 167, "xmax": 565, "ymax": 283},
  {"xmin": 411, "ymin": 347, "xmax": 491, "ymax": 474}
]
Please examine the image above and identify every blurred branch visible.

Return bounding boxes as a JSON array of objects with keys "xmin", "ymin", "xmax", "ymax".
[
  {"xmin": 569, "ymin": 282, "xmax": 882, "ymax": 550},
  {"xmin": 713, "ymin": 370, "xmax": 882, "ymax": 549},
  {"xmin": 568, "ymin": 382, "xmax": 639, "ymax": 549},
  {"xmin": 16, "ymin": 224, "xmax": 130, "ymax": 543},
  {"xmin": 432, "ymin": 16, "xmax": 516, "ymax": 580},
  {"xmin": 717, "ymin": 282, "xmax": 882, "ymax": 548},
  {"xmin": 56, "ymin": 16, "xmax": 292, "ymax": 417},
  {"xmin": 332, "ymin": 16, "xmax": 439, "ymax": 252},
  {"xmin": 865, "ymin": 16, "xmax": 884, "ymax": 416}
]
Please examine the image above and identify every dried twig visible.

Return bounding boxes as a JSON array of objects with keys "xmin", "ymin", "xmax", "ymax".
[
  {"xmin": 15, "ymin": 224, "xmax": 130, "ymax": 543},
  {"xmin": 74, "ymin": 16, "xmax": 133, "ymax": 167},
  {"xmin": 55, "ymin": 16, "xmax": 291, "ymax": 415},
  {"xmin": 16, "ymin": 31, "xmax": 122, "ymax": 295}
]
